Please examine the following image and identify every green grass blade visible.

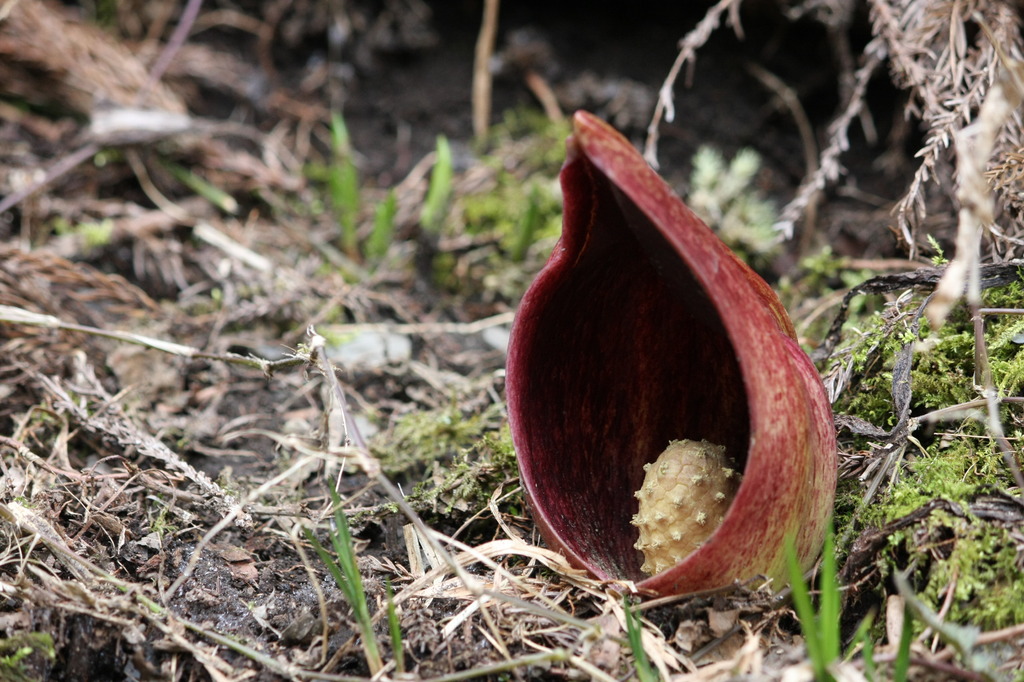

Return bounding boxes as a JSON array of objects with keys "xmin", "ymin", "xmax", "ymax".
[
  {"xmin": 302, "ymin": 528, "xmax": 350, "ymax": 600},
  {"xmin": 386, "ymin": 579, "xmax": 405, "ymax": 674},
  {"xmin": 420, "ymin": 135, "xmax": 452, "ymax": 233},
  {"xmin": 893, "ymin": 608, "xmax": 912, "ymax": 682},
  {"xmin": 306, "ymin": 486, "xmax": 383, "ymax": 674},
  {"xmin": 326, "ymin": 488, "xmax": 374, "ymax": 618},
  {"xmin": 785, "ymin": 534, "xmax": 826, "ymax": 681},
  {"xmin": 623, "ymin": 595, "xmax": 658, "ymax": 682},
  {"xmin": 510, "ymin": 183, "xmax": 541, "ymax": 262},
  {"xmin": 844, "ymin": 609, "xmax": 876, "ymax": 680},
  {"xmin": 860, "ymin": 622, "xmax": 876, "ymax": 682},
  {"xmin": 367, "ymin": 190, "xmax": 397, "ymax": 259},
  {"xmin": 329, "ymin": 112, "xmax": 361, "ymax": 256},
  {"xmin": 818, "ymin": 524, "xmax": 840, "ymax": 664},
  {"xmin": 162, "ymin": 160, "xmax": 238, "ymax": 214}
]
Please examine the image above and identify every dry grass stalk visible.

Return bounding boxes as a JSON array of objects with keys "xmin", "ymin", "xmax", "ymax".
[
  {"xmin": 775, "ymin": 39, "xmax": 886, "ymax": 240},
  {"xmin": 472, "ymin": 0, "xmax": 501, "ymax": 140}
]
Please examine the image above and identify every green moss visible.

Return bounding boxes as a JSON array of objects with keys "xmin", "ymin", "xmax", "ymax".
[
  {"xmin": 369, "ymin": 423, "xmax": 520, "ymax": 519},
  {"xmin": 911, "ymin": 328, "xmax": 976, "ymax": 409},
  {"xmin": 436, "ymin": 108, "xmax": 569, "ymax": 296},
  {"xmin": 834, "ymin": 278, "xmax": 1024, "ymax": 427},
  {"xmin": 862, "ymin": 438, "xmax": 1007, "ymax": 526},
  {"xmin": 876, "ymin": 513, "xmax": 1024, "ymax": 631},
  {"xmin": 921, "ymin": 520, "xmax": 1024, "ymax": 629},
  {"xmin": 779, "ymin": 247, "xmax": 878, "ymax": 346},
  {"xmin": 484, "ymin": 108, "xmax": 574, "ymax": 169},
  {"xmin": 457, "ymin": 110, "xmax": 567, "ymax": 247},
  {"xmin": 0, "ymin": 632, "xmax": 54, "ymax": 682},
  {"xmin": 832, "ymin": 476, "xmax": 863, "ymax": 538},
  {"xmin": 832, "ymin": 306, "xmax": 918, "ymax": 430},
  {"xmin": 688, "ymin": 145, "xmax": 779, "ymax": 267},
  {"xmin": 50, "ymin": 217, "xmax": 115, "ymax": 251},
  {"xmin": 830, "ymin": 275, "xmax": 1024, "ymax": 636},
  {"xmin": 374, "ymin": 403, "xmax": 505, "ymax": 478},
  {"xmin": 460, "ymin": 176, "xmax": 561, "ymax": 250},
  {"xmin": 406, "ymin": 426, "xmax": 519, "ymax": 515}
]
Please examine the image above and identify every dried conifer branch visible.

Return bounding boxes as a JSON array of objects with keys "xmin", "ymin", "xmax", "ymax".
[
  {"xmin": 869, "ymin": 0, "xmax": 1024, "ymax": 257},
  {"xmin": 34, "ymin": 360, "xmax": 254, "ymax": 529},
  {"xmin": 927, "ymin": 58, "xmax": 1024, "ymax": 328}
]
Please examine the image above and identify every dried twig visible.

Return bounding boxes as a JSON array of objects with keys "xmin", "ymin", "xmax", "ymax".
[
  {"xmin": 775, "ymin": 37, "xmax": 885, "ymax": 239},
  {"xmin": 644, "ymin": 0, "xmax": 744, "ymax": 168}
]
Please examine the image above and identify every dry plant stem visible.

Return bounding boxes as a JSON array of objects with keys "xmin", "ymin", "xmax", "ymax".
[
  {"xmin": 524, "ymin": 69, "xmax": 564, "ymax": 122},
  {"xmin": 391, "ymin": 531, "xmax": 597, "ymax": 633},
  {"xmin": 35, "ymin": 364, "xmax": 252, "ymax": 528},
  {"xmin": 136, "ymin": 0, "xmax": 204, "ymax": 107},
  {"xmin": 125, "ymin": 148, "xmax": 193, "ymax": 224},
  {"xmin": 923, "ymin": 569, "xmax": 959, "ymax": 650},
  {"xmin": 973, "ymin": 305, "xmax": 992, "ymax": 391},
  {"xmin": 979, "ymin": 307, "xmax": 1024, "ymax": 314},
  {"xmin": 919, "ymin": 396, "xmax": 1024, "ymax": 423},
  {"xmin": 927, "ymin": 60, "xmax": 1023, "ymax": 328},
  {"xmin": 0, "ymin": 141, "xmax": 99, "ymax": 217},
  {"xmin": 775, "ymin": 40, "xmax": 884, "ymax": 239},
  {"xmin": 472, "ymin": 0, "xmax": 500, "ymax": 140},
  {"xmin": 0, "ymin": 304, "xmax": 305, "ymax": 374},
  {"xmin": 745, "ymin": 62, "xmax": 818, "ymax": 191},
  {"xmin": 0, "ymin": 113, "xmax": 255, "ymax": 217},
  {"xmin": 2, "ymin": 503, "xmax": 93, "ymax": 583},
  {"xmin": 643, "ymin": 0, "xmax": 743, "ymax": 168},
  {"xmin": 971, "ymin": 303, "xmax": 1024, "ymax": 491},
  {"xmin": 0, "ymin": 435, "xmax": 87, "ymax": 484},
  {"xmin": 565, "ymin": 655, "xmax": 618, "ymax": 682},
  {"xmin": 942, "ymin": 620, "xmax": 1024, "ymax": 653},
  {"xmin": 418, "ymin": 650, "xmax": 572, "ymax": 682},
  {"xmin": 308, "ymin": 330, "xmax": 365, "ymax": 450},
  {"xmin": 192, "ymin": 221, "xmax": 273, "ymax": 271},
  {"xmin": 2, "ymin": 504, "xmax": 164, "ymax": 617},
  {"xmin": 322, "ymin": 311, "xmax": 513, "ymax": 337},
  {"xmin": 745, "ymin": 61, "xmax": 820, "ymax": 249},
  {"xmin": 869, "ymin": 652, "xmax": 989, "ymax": 682},
  {"xmin": 429, "ymin": 535, "xmax": 596, "ymax": 630}
]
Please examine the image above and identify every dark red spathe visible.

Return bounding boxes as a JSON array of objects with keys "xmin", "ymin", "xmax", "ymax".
[{"xmin": 506, "ymin": 111, "xmax": 837, "ymax": 596}]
